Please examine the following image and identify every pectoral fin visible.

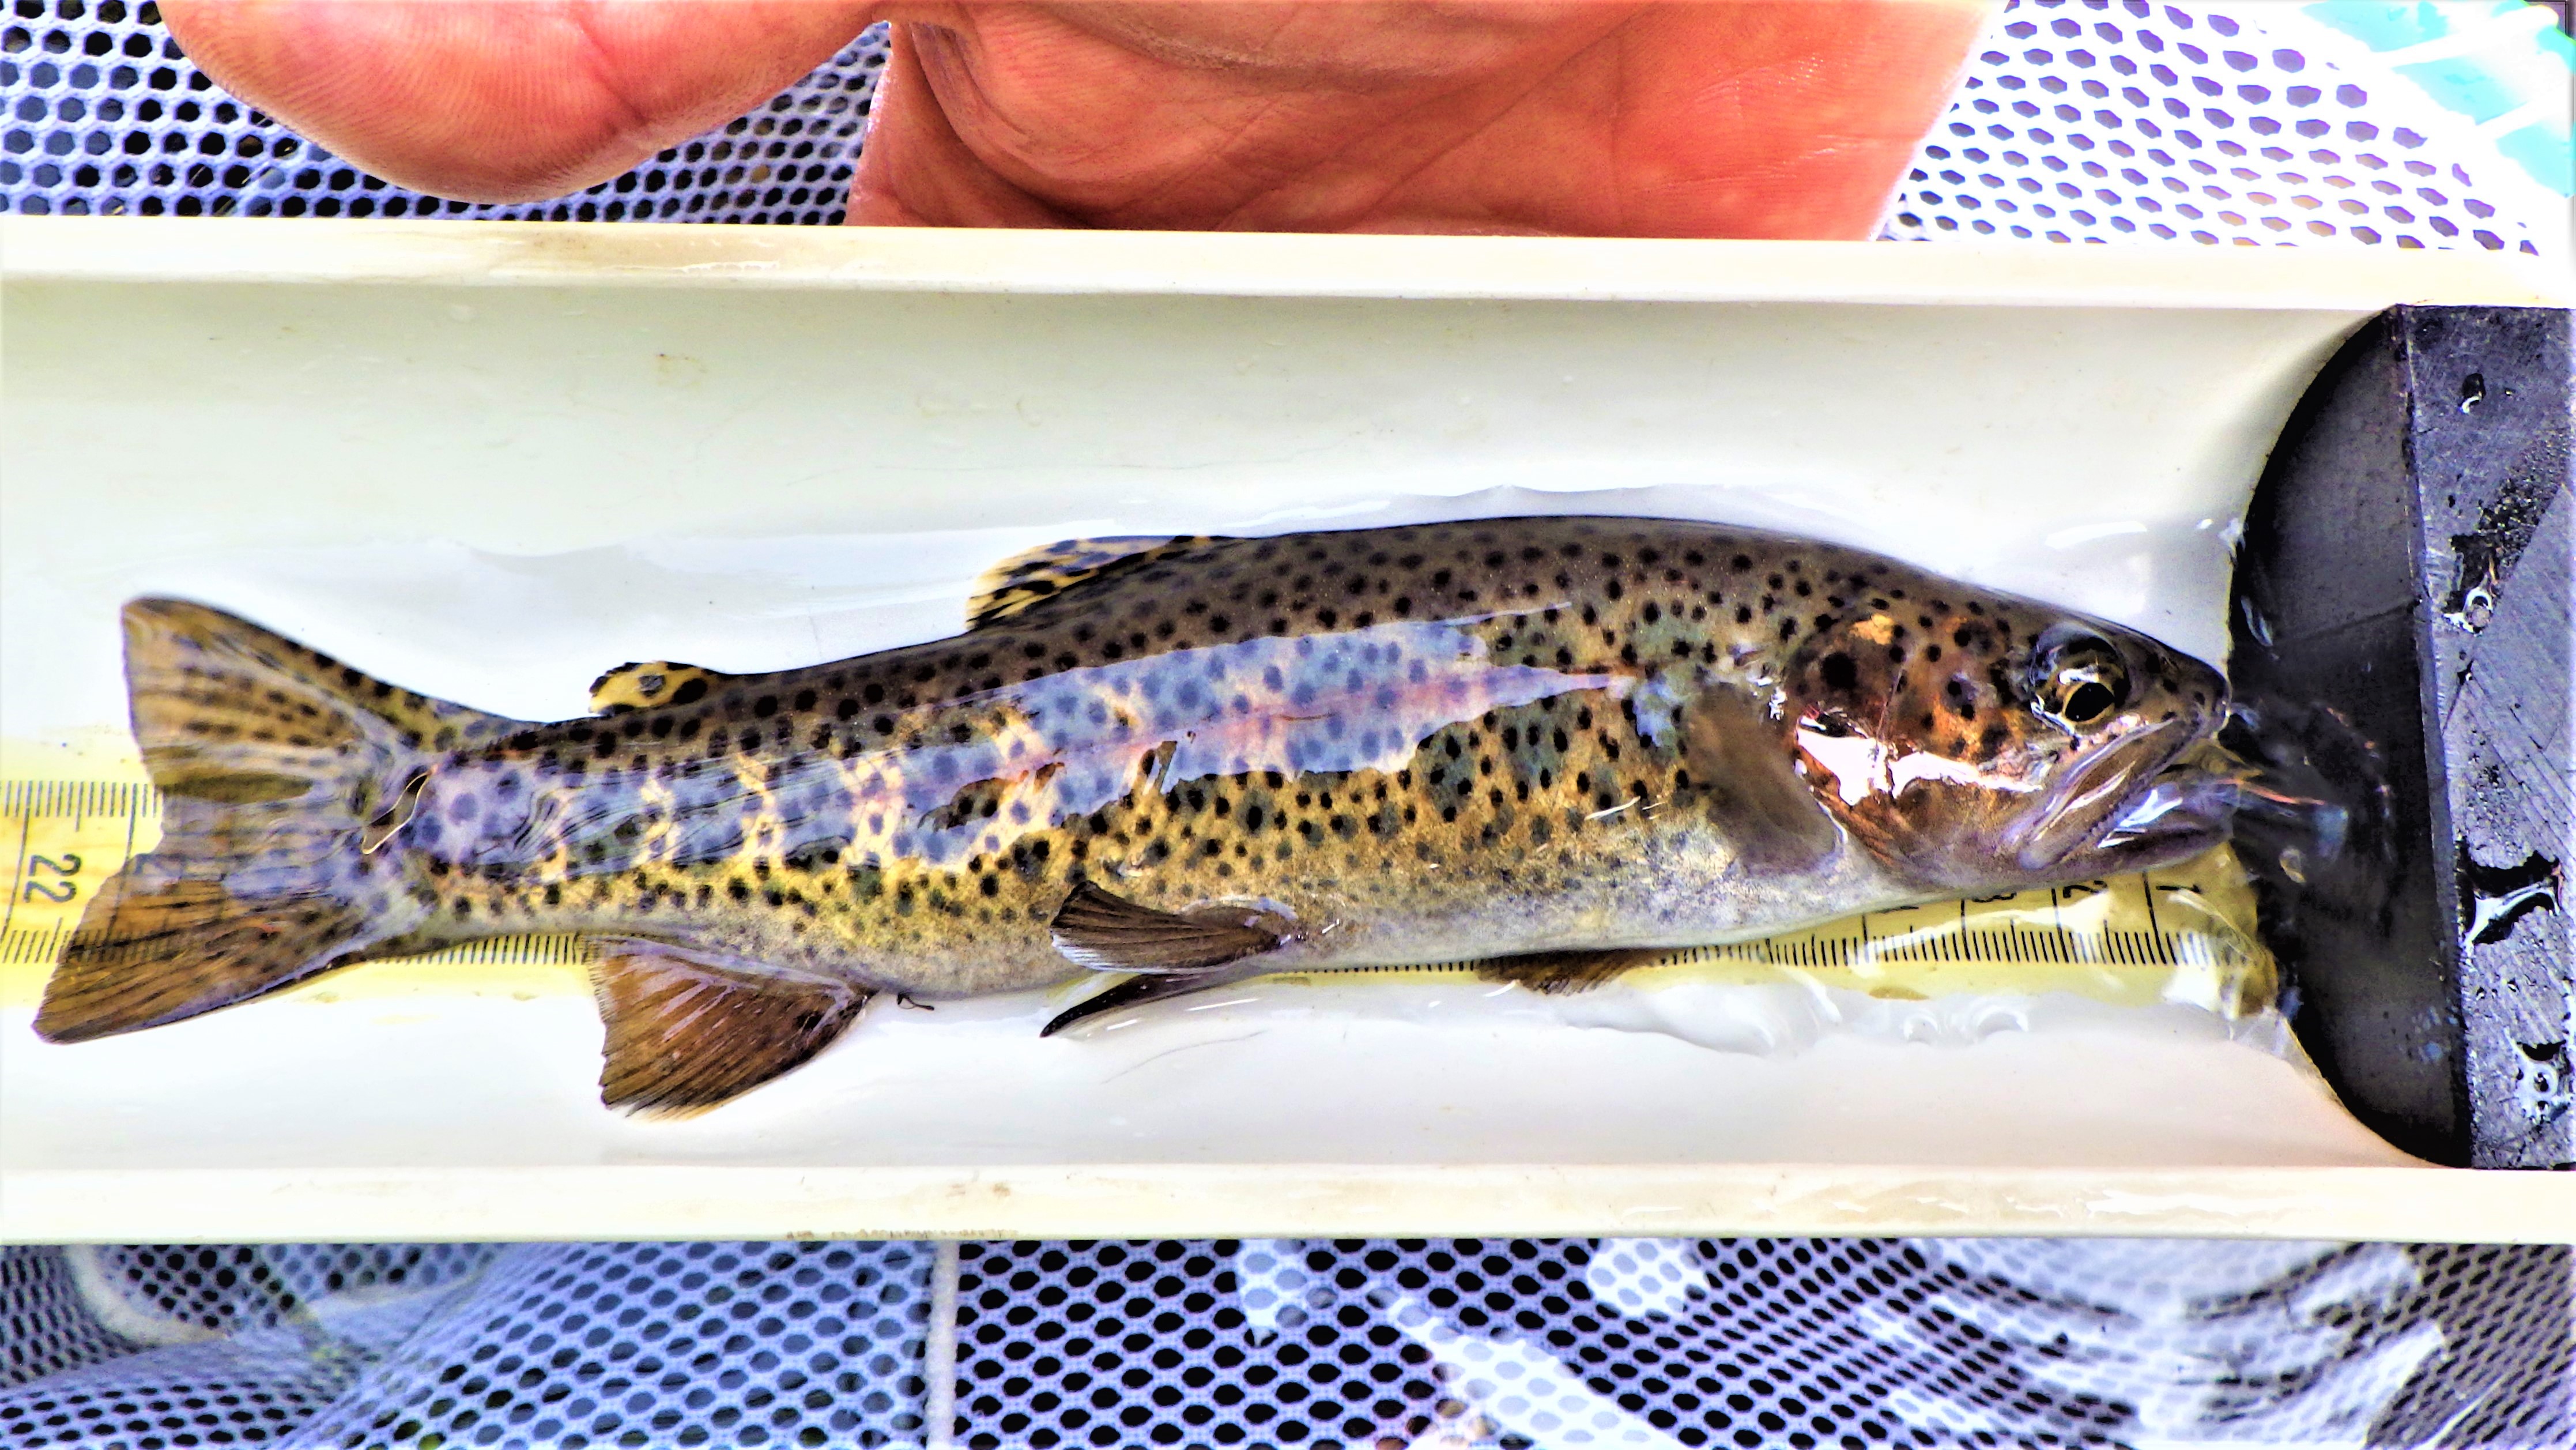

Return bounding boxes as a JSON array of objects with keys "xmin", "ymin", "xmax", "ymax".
[
  {"xmin": 590, "ymin": 944, "xmax": 870, "ymax": 1115},
  {"xmin": 1681, "ymin": 688, "xmax": 1842, "ymax": 871},
  {"xmin": 1471, "ymin": 947, "xmax": 1670, "ymax": 996},
  {"xmin": 1040, "ymin": 961, "xmax": 1272, "ymax": 1038},
  {"xmin": 1048, "ymin": 879, "xmax": 1292, "ymax": 973},
  {"xmin": 589, "ymin": 661, "xmax": 734, "ymax": 715},
  {"xmin": 967, "ymin": 536, "xmax": 1220, "ymax": 628},
  {"xmin": 1051, "ymin": 942, "xmax": 1672, "ymax": 1033}
]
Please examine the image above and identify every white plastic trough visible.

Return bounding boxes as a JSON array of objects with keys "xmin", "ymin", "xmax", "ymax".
[{"xmin": 1, "ymin": 217, "xmax": 2567, "ymax": 1244}]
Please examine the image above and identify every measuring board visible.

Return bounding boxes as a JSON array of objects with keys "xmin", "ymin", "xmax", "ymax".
[{"xmin": 0, "ymin": 775, "xmax": 2272, "ymax": 1014}]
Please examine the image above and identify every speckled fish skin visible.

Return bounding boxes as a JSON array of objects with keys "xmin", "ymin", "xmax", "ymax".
[
  {"xmin": 37, "ymin": 517, "xmax": 2236, "ymax": 1109},
  {"xmin": 362, "ymin": 517, "xmax": 2228, "ymax": 992}
]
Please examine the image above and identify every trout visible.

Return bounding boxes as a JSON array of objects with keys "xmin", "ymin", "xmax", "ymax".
[{"xmin": 37, "ymin": 518, "xmax": 2234, "ymax": 1112}]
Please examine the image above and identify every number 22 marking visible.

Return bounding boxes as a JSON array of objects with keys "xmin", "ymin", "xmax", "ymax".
[{"xmin": 22, "ymin": 852, "xmax": 81, "ymax": 904}]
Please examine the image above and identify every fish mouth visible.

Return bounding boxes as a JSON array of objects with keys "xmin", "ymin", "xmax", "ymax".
[
  {"xmin": 2100, "ymin": 734, "xmax": 2352, "ymax": 864},
  {"xmin": 2010, "ymin": 720, "xmax": 2210, "ymax": 872},
  {"xmin": 2088, "ymin": 764, "xmax": 2238, "ymax": 858}
]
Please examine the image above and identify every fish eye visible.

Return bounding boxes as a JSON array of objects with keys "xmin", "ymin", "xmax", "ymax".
[{"xmin": 2027, "ymin": 627, "xmax": 2129, "ymax": 728}]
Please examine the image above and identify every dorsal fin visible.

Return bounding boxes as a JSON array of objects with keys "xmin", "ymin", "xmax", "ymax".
[
  {"xmin": 589, "ymin": 661, "xmax": 732, "ymax": 715},
  {"xmin": 589, "ymin": 943, "xmax": 872, "ymax": 1115},
  {"xmin": 967, "ymin": 536, "xmax": 1217, "ymax": 629}
]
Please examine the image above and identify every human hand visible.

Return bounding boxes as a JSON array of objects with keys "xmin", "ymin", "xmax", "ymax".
[{"xmin": 161, "ymin": 1, "xmax": 1992, "ymax": 238}]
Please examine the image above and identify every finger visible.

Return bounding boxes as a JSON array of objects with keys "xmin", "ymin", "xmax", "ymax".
[
  {"xmin": 850, "ymin": 0, "xmax": 1991, "ymax": 237},
  {"xmin": 851, "ymin": 1, "xmax": 1627, "ymax": 230},
  {"xmin": 161, "ymin": 0, "xmax": 881, "ymax": 202},
  {"xmin": 1586, "ymin": 0, "xmax": 1996, "ymax": 239}
]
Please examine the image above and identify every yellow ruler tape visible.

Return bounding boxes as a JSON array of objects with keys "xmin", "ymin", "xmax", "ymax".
[
  {"xmin": 0, "ymin": 773, "xmax": 2273, "ymax": 1015},
  {"xmin": 0, "ymin": 771, "xmax": 593, "ymax": 1008}
]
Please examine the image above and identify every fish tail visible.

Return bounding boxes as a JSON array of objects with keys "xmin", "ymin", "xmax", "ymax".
[{"xmin": 35, "ymin": 598, "xmax": 514, "ymax": 1043}]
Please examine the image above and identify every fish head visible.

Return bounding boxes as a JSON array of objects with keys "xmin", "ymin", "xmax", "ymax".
[{"xmin": 1779, "ymin": 595, "xmax": 2232, "ymax": 891}]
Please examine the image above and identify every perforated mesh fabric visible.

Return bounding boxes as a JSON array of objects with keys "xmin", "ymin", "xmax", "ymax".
[
  {"xmin": 1879, "ymin": 1, "xmax": 2569, "ymax": 255},
  {"xmin": 0, "ymin": 3, "xmax": 887, "ymax": 223},
  {"xmin": 0, "ymin": 1244, "xmax": 506, "ymax": 1449},
  {"xmin": 4, "ymin": 1240, "xmax": 2565, "ymax": 1448},
  {"xmin": 2357, "ymin": 1244, "xmax": 2576, "ymax": 1449},
  {"xmin": 71, "ymin": 1245, "xmax": 503, "ymax": 1342},
  {"xmin": 2, "ymin": 1247, "xmax": 135, "ymax": 1388},
  {"xmin": 953, "ymin": 1238, "xmax": 2571, "ymax": 1449},
  {"xmin": 281, "ymin": 1241, "xmax": 933, "ymax": 1450},
  {"xmin": 0, "ymin": 1242, "xmax": 933, "ymax": 1449}
]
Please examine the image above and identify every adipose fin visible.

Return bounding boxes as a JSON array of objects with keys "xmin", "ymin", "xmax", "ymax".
[{"xmin": 965, "ymin": 536, "xmax": 1219, "ymax": 628}]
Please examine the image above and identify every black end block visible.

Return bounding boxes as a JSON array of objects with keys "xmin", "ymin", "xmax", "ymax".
[{"xmin": 2230, "ymin": 304, "xmax": 2571, "ymax": 1169}]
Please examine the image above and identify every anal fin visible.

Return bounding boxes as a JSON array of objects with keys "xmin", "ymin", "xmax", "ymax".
[
  {"xmin": 1472, "ymin": 947, "xmax": 1670, "ymax": 996},
  {"xmin": 589, "ymin": 662, "xmax": 733, "ymax": 715},
  {"xmin": 590, "ymin": 944, "xmax": 870, "ymax": 1115},
  {"xmin": 1048, "ymin": 879, "xmax": 1292, "ymax": 974}
]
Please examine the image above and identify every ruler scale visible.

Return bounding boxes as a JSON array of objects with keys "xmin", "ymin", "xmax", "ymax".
[
  {"xmin": 0, "ymin": 776, "xmax": 2272, "ymax": 1011},
  {"xmin": 0, "ymin": 778, "xmax": 592, "ymax": 980}
]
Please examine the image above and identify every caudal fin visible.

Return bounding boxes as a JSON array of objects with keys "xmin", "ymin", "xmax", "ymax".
[{"xmin": 34, "ymin": 598, "xmax": 518, "ymax": 1043}]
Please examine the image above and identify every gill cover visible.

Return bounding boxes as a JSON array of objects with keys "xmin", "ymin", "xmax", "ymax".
[{"xmin": 1781, "ymin": 594, "xmax": 2229, "ymax": 890}]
